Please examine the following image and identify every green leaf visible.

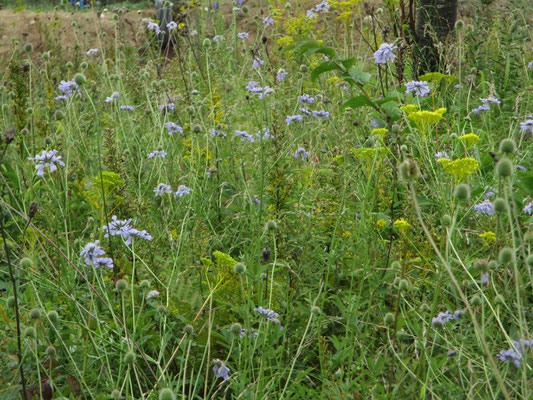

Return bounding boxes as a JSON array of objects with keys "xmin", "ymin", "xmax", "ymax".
[
  {"xmin": 311, "ymin": 61, "xmax": 339, "ymax": 82},
  {"xmin": 13, "ymin": 5, "xmax": 26, "ymax": 13},
  {"xmin": 286, "ymin": 39, "xmax": 336, "ymax": 58},
  {"xmin": 341, "ymin": 95, "xmax": 376, "ymax": 110},
  {"xmin": 348, "ymin": 66, "xmax": 371, "ymax": 85},
  {"xmin": 341, "ymin": 58, "xmax": 356, "ymax": 69}
]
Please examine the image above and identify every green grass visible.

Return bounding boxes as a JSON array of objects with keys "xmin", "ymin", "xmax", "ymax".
[{"xmin": 0, "ymin": 0, "xmax": 532, "ymax": 399}]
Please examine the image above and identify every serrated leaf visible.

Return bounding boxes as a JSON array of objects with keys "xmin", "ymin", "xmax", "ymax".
[
  {"xmin": 341, "ymin": 95, "xmax": 376, "ymax": 110},
  {"xmin": 311, "ymin": 61, "xmax": 339, "ymax": 82}
]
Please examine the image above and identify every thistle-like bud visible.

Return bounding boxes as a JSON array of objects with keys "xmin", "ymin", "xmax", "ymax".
[
  {"xmin": 46, "ymin": 345, "xmax": 57, "ymax": 358},
  {"xmin": 123, "ymin": 351, "xmax": 136, "ymax": 364},
  {"xmin": 496, "ymin": 158, "xmax": 513, "ymax": 178},
  {"xmin": 74, "ymin": 72, "xmax": 87, "ymax": 85},
  {"xmin": 384, "ymin": 312, "xmax": 395, "ymax": 325},
  {"xmin": 499, "ymin": 138, "xmax": 516, "ymax": 154},
  {"xmin": 453, "ymin": 183, "xmax": 470, "ymax": 201},
  {"xmin": 183, "ymin": 324, "xmax": 194, "ymax": 335},
  {"xmin": 116, "ymin": 279, "xmax": 129, "ymax": 291},
  {"xmin": 29, "ymin": 308, "xmax": 42, "ymax": 320},
  {"xmin": 493, "ymin": 197, "xmax": 507, "ymax": 212},
  {"xmin": 498, "ymin": 247, "xmax": 515, "ymax": 264},
  {"xmin": 159, "ymin": 388, "xmax": 176, "ymax": 400},
  {"xmin": 398, "ymin": 159, "xmax": 420, "ymax": 182},
  {"xmin": 233, "ymin": 262, "xmax": 246, "ymax": 274},
  {"xmin": 230, "ymin": 322, "xmax": 242, "ymax": 336},
  {"xmin": 47, "ymin": 310, "xmax": 59, "ymax": 324}
]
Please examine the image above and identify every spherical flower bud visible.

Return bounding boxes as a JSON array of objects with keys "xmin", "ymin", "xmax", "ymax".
[
  {"xmin": 202, "ymin": 38, "xmax": 212, "ymax": 48},
  {"xmin": 46, "ymin": 345, "xmax": 56, "ymax": 358},
  {"xmin": 23, "ymin": 42, "xmax": 33, "ymax": 52},
  {"xmin": 47, "ymin": 310, "xmax": 59, "ymax": 324},
  {"xmin": 398, "ymin": 159, "xmax": 420, "ymax": 182},
  {"xmin": 66, "ymin": 62, "xmax": 73, "ymax": 69},
  {"xmin": 488, "ymin": 260, "xmax": 498, "ymax": 270},
  {"xmin": 29, "ymin": 308, "xmax": 42, "ymax": 320},
  {"xmin": 499, "ymin": 138, "xmax": 516, "ymax": 154},
  {"xmin": 116, "ymin": 279, "xmax": 129, "ymax": 291},
  {"xmin": 418, "ymin": 303, "xmax": 430, "ymax": 312},
  {"xmin": 265, "ymin": 220, "xmax": 278, "ymax": 231},
  {"xmin": 230, "ymin": 322, "xmax": 242, "ymax": 336},
  {"xmin": 54, "ymin": 110, "xmax": 65, "ymax": 120},
  {"xmin": 441, "ymin": 214, "xmax": 452, "ymax": 227},
  {"xmin": 139, "ymin": 280, "xmax": 151, "ymax": 289},
  {"xmin": 390, "ymin": 261, "xmax": 401, "ymax": 271},
  {"xmin": 310, "ymin": 306, "xmax": 321, "ymax": 314},
  {"xmin": 475, "ymin": 259, "xmax": 489, "ymax": 272},
  {"xmin": 42, "ymin": 51, "xmax": 51, "ymax": 60},
  {"xmin": 525, "ymin": 231, "xmax": 533, "ymax": 243},
  {"xmin": 25, "ymin": 107, "xmax": 34, "ymax": 115},
  {"xmin": 192, "ymin": 125, "xmax": 202, "ymax": 132},
  {"xmin": 242, "ymin": 5, "xmax": 248, "ymax": 13},
  {"xmin": 24, "ymin": 326, "xmax": 36, "ymax": 338},
  {"xmin": 493, "ymin": 197, "xmax": 507, "ymax": 212},
  {"xmin": 526, "ymin": 254, "xmax": 533, "ymax": 268},
  {"xmin": 470, "ymin": 294, "xmax": 482, "ymax": 306},
  {"xmin": 7, "ymin": 296, "xmax": 16, "ymax": 308},
  {"xmin": 123, "ymin": 351, "xmax": 136, "ymax": 364},
  {"xmin": 159, "ymin": 388, "xmax": 176, "ymax": 400},
  {"xmin": 183, "ymin": 324, "xmax": 194, "ymax": 335},
  {"xmin": 496, "ymin": 158, "xmax": 513, "ymax": 178},
  {"xmin": 498, "ymin": 247, "xmax": 515, "ymax": 264},
  {"xmin": 111, "ymin": 389, "xmax": 122, "ymax": 399},
  {"xmin": 384, "ymin": 312, "xmax": 395, "ymax": 325},
  {"xmin": 449, "ymin": 133, "xmax": 457, "ymax": 140},
  {"xmin": 455, "ymin": 19, "xmax": 465, "ymax": 30},
  {"xmin": 392, "ymin": 123, "xmax": 401, "ymax": 133},
  {"xmin": 233, "ymin": 262, "xmax": 246, "ymax": 274},
  {"xmin": 299, "ymin": 64, "xmax": 309, "ymax": 72},
  {"xmin": 453, "ymin": 183, "xmax": 470, "ymax": 201},
  {"xmin": 399, "ymin": 279, "xmax": 410, "ymax": 291},
  {"xmin": 284, "ymin": 2, "xmax": 291, "ymax": 8},
  {"xmin": 157, "ymin": 305, "xmax": 167, "ymax": 314},
  {"xmin": 19, "ymin": 257, "xmax": 33, "ymax": 269},
  {"xmin": 73, "ymin": 72, "xmax": 87, "ymax": 85}
]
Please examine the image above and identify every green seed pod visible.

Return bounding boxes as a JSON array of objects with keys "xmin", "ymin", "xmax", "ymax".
[
  {"xmin": 116, "ymin": 279, "xmax": 129, "ymax": 291},
  {"xmin": 42, "ymin": 51, "xmax": 51, "ymax": 60},
  {"xmin": 475, "ymin": 259, "xmax": 489, "ymax": 272},
  {"xmin": 23, "ymin": 42, "xmax": 33, "ymax": 52},
  {"xmin": 80, "ymin": 61, "xmax": 88, "ymax": 70},
  {"xmin": 496, "ymin": 158, "xmax": 513, "ymax": 178},
  {"xmin": 47, "ymin": 310, "xmax": 59, "ymax": 324},
  {"xmin": 399, "ymin": 279, "xmax": 410, "ymax": 291},
  {"xmin": 19, "ymin": 257, "xmax": 33, "ymax": 269},
  {"xmin": 453, "ymin": 183, "xmax": 470, "ymax": 201},
  {"xmin": 111, "ymin": 389, "xmax": 122, "ymax": 399},
  {"xmin": 46, "ymin": 345, "xmax": 56, "ymax": 358},
  {"xmin": 233, "ymin": 262, "xmax": 246, "ymax": 274},
  {"xmin": 24, "ymin": 326, "xmax": 37, "ymax": 338},
  {"xmin": 157, "ymin": 305, "xmax": 167, "ymax": 314},
  {"xmin": 54, "ymin": 110, "xmax": 65, "ymax": 120},
  {"xmin": 7, "ymin": 296, "xmax": 16, "ymax": 308},
  {"xmin": 526, "ymin": 254, "xmax": 533, "ymax": 268},
  {"xmin": 265, "ymin": 220, "xmax": 278, "ymax": 231},
  {"xmin": 488, "ymin": 260, "xmax": 498, "ymax": 270},
  {"xmin": 202, "ymin": 38, "xmax": 212, "ymax": 48},
  {"xmin": 441, "ymin": 214, "xmax": 452, "ymax": 227},
  {"xmin": 66, "ymin": 61, "xmax": 73, "ymax": 69},
  {"xmin": 183, "ymin": 324, "xmax": 194, "ymax": 335},
  {"xmin": 390, "ymin": 261, "xmax": 401, "ymax": 272},
  {"xmin": 123, "ymin": 351, "xmax": 136, "ymax": 364},
  {"xmin": 524, "ymin": 231, "xmax": 533, "ymax": 243},
  {"xmin": 499, "ymin": 138, "xmax": 516, "ymax": 155},
  {"xmin": 470, "ymin": 294, "xmax": 482, "ymax": 306},
  {"xmin": 299, "ymin": 64, "xmax": 309, "ymax": 73},
  {"xmin": 398, "ymin": 159, "xmax": 420, "ymax": 182},
  {"xmin": 384, "ymin": 312, "xmax": 395, "ymax": 325},
  {"xmin": 498, "ymin": 247, "xmax": 515, "ymax": 264},
  {"xmin": 192, "ymin": 125, "xmax": 202, "ymax": 132},
  {"xmin": 493, "ymin": 197, "xmax": 507, "ymax": 212},
  {"xmin": 29, "ymin": 308, "xmax": 42, "ymax": 320},
  {"xmin": 230, "ymin": 322, "xmax": 242, "ymax": 336},
  {"xmin": 139, "ymin": 280, "xmax": 151, "ymax": 289},
  {"xmin": 73, "ymin": 72, "xmax": 87, "ymax": 85},
  {"xmin": 310, "ymin": 305, "xmax": 321, "ymax": 314},
  {"xmin": 159, "ymin": 388, "xmax": 176, "ymax": 400}
]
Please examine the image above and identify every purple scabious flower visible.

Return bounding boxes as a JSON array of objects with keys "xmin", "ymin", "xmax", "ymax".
[
  {"xmin": 519, "ymin": 119, "xmax": 533, "ymax": 134},
  {"xmin": 481, "ymin": 272, "xmax": 489, "ymax": 284},
  {"xmin": 174, "ymin": 185, "xmax": 192, "ymax": 197},
  {"xmin": 286, "ymin": 115, "xmax": 303, "ymax": 124},
  {"xmin": 474, "ymin": 200, "xmax": 495, "ymax": 216},
  {"xmin": 306, "ymin": 9, "xmax": 316, "ymax": 18},
  {"xmin": 405, "ymin": 81, "xmax": 430, "ymax": 97},
  {"xmin": 28, "ymin": 150, "xmax": 65, "ymax": 176},
  {"xmin": 276, "ymin": 68, "xmax": 288, "ymax": 82},
  {"xmin": 293, "ymin": 147, "xmax": 309, "ymax": 160},
  {"xmin": 254, "ymin": 306, "xmax": 280, "ymax": 321},
  {"xmin": 472, "ymin": 104, "xmax": 490, "ymax": 114},
  {"xmin": 263, "ymin": 16, "xmax": 274, "ymax": 26},
  {"xmin": 497, "ymin": 348, "xmax": 522, "ymax": 368},
  {"xmin": 102, "ymin": 216, "xmax": 151, "ymax": 246},
  {"xmin": 431, "ymin": 310, "xmax": 462, "ymax": 326},
  {"xmin": 299, "ymin": 107, "xmax": 312, "ymax": 116},
  {"xmin": 124, "ymin": 229, "xmax": 152, "ymax": 245},
  {"xmin": 147, "ymin": 21, "xmax": 161, "ymax": 35},
  {"xmin": 212, "ymin": 360, "xmax": 230, "ymax": 381},
  {"xmin": 434, "ymin": 151, "xmax": 450, "ymax": 160},
  {"xmin": 209, "ymin": 128, "xmax": 226, "ymax": 138},
  {"xmin": 147, "ymin": 150, "xmax": 168, "ymax": 159},
  {"xmin": 374, "ymin": 43, "xmax": 397, "ymax": 64},
  {"xmin": 370, "ymin": 120, "xmax": 379, "ymax": 128},
  {"xmin": 58, "ymin": 80, "xmax": 79, "ymax": 97},
  {"xmin": 165, "ymin": 122, "xmax": 183, "ymax": 135},
  {"xmin": 256, "ymin": 128, "xmax": 273, "ymax": 140},
  {"xmin": 159, "ymin": 103, "xmax": 175, "ymax": 111},
  {"xmin": 299, "ymin": 94, "xmax": 315, "ymax": 104},
  {"xmin": 93, "ymin": 257, "xmax": 114, "ymax": 269},
  {"xmin": 447, "ymin": 350, "xmax": 458, "ymax": 357},
  {"xmin": 484, "ymin": 188, "xmax": 497, "ymax": 198},
  {"xmin": 86, "ymin": 48, "xmax": 99, "ymax": 55},
  {"xmin": 240, "ymin": 328, "xmax": 259, "ymax": 338},
  {"xmin": 54, "ymin": 95, "xmax": 68, "ymax": 101},
  {"xmin": 314, "ymin": 0, "xmax": 330, "ymax": 12},
  {"xmin": 252, "ymin": 58, "xmax": 264, "ymax": 69},
  {"xmin": 235, "ymin": 130, "xmax": 254, "ymax": 142},
  {"xmin": 154, "ymin": 183, "xmax": 172, "ymax": 196},
  {"xmin": 481, "ymin": 95, "xmax": 500, "ymax": 105},
  {"xmin": 105, "ymin": 92, "xmax": 120, "ymax": 103},
  {"xmin": 523, "ymin": 201, "xmax": 533, "ymax": 215},
  {"xmin": 237, "ymin": 32, "xmax": 249, "ymax": 39},
  {"xmin": 258, "ymin": 87, "xmax": 274, "ymax": 99},
  {"xmin": 213, "ymin": 35, "xmax": 224, "ymax": 43},
  {"xmin": 166, "ymin": 21, "xmax": 177, "ymax": 31},
  {"xmin": 313, "ymin": 110, "xmax": 330, "ymax": 119},
  {"xmin": 516, "ymin": 165, "xmax": 527, "ymax": 172},
  {"xmin": 120, "ymin": 105, "xmax": 134, "ymax": 111},
  {"xmin": 246, "ymin": 81, "xmax": 263, "ymax": 93},
  {"xmin": 80, "ymin": 240, "xmax": 106, "ymax": 266}
]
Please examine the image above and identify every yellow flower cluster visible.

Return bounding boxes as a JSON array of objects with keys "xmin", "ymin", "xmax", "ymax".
[
  {"xmin": 458, "ymin": 133, "xmax": 480, "ymax": 147},
  {"xmin": 394, "ymin": 218, "xmax": 412, "ymax": 232},
  {"xmin": 437, "ymin": 157, "xmax": 479, "ymax": 181},
  {"xmin": 399, "ymin": 104, "xmax": 420, "ymax": 114},
  {"xmin": 372, "ymin": 128, "xmax": 389, "ymax": 136},
  {"xmin": 407, "ymin": 108, "xmax": 446, "ymax": 125},
  {"xmin": 480, "ymin": 231, "xmax": 496, "ymax": 242}
]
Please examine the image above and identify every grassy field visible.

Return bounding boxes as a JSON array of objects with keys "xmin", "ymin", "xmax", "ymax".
[{"xmin": 0, "ymin": 0, "xmax": 532, "ymax": 398}]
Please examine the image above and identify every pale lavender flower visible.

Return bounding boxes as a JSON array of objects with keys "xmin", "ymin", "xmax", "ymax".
[
  {"xmin": 276, "ymin": 68, "xmax": 288, "ymax": 82},
  {"xmin": 431, "ymin": 310, "xmax": 462, "ymax": 326},
  {"xmin": 174, "ymin": 185, "xmax": 192, "ymax": 197},
  {"xmin": 105, "ymin": 92, "xmax": 119, "ymax": 103},
  {"xmin": 235, "ymin": 130, "xmax": 254, "ymax": 142},
  {"xmin": 58, "ymin": 80, "xmax": 78, "ymax": 97},
  {"xmin": 306, "ymin": 9, "xmax": 316, "ymax": 18},
  {"xmin": 103, "ymin": 215, "xmax": 132, "ymax": 238},
  {"xmin": 258, "ymin": 87, "xmax": 274, "ymax": 99},
  {"xmin": 523, "ymin": 201, "xmax": 533, "ymax": 215},
  {"xmin": 447, "ymin": 350, "xmax": 458, "ymax": 356},
  {"xmin": 498, "ymin": 348, "xmax": 522, "ymax": 368},
  {"xmin": 159, "ymin": 103, "xmax": 175, "ymax": 111},
  {"xmin": 516, "ymin": 165, "xmax": 527, "ymax": 172},
  {"xmin": 374, "ymin": 43, "xmax": 397, "ymax": 64},
  {"xmin": 472, "ymin": 104, "xmax": 490, "ymax": 114},
  {"xmin": 481, "ymin": 95, "xmax": 500, "ymax": 105},
  {"xmin": 481, "ymin": 272, "xmax": 489, "ymax": 284},
  {"xmin": 80, "ymin": 240, "xmax": 106, "ymax": 266},
  {"xmin": 528, "ymin": 61, "xmax": 533, "ymax": 70},
  {"xmin": 519, "ymin": 119, "xmax": 533, "ymax": 134},
  {"xmin": 209, "ymin": 128, "xmax": 226, "ymax": 138},
  {"xmin": 254, "ymin": 306, "xmax": 280, "ymax": 321},
  {"xmin": 165, "ymin": 122, "xmax": 183, "ymax": 135},
  {"xmin": 166, "ymin": 21, "xmax": 177, "ymax": 31},
  {"xmin": 405, "ymin": 81, "xmax": 430, "ymax": 97},
  {"xmin": 54, "ymin": 95, "xmax": 68, "ymax": 101},
  {"xmin": 240, "ymin": 328, "xmax": 258, "ymax": 338},
  {"xmin": 434, "ymin": 151, "xmax": 449, "ymax": 160},
  {"xmin": 93, "ymin": 257, "xmax": 114, "ymax": 269},
  {"xmin": 147, "ymin": 21, "xmax": 161, "ymax": 35},
  {"xmin": 256, "ymin": 128, "xmax": 273, "ymax": 140},
  {"xmin": 474, "ymin": 200, "xmax": 495, "ymax": 216},
  {"xmin": 154, "ymin": 183, "xmax": 172, "ymax": 196},
  {"xmin": 232, "ymin": 7, "xmax": 241, "ymax": 11},
  {"xmin": 263, "ymin": 16, "xmax": 274, "ymax": 26},
  {"xmin": 213, "ymin": 35, "xmax": 224, "ymax": 43},
  {"xmin": 86, "ymin": 48, "xmax": 99, "ymax": 55},
  {"xmin": 246, "ymin": 81, "xmax": 263, "ymax": 93},
  {"xmin": 299, "ymin": 94, "xmax": 315, "ymax": 104},
  {"xmin": 313, "ymin": 110, "xmax": 330, "ymax": 119},
  {"xmin": 252, "ymin": 58, "xmax": 264, "ymax": 69},
  {"xmin": 286, "ymin": 115, "xmax": 303, "ymax": 124},
  {"xmin": 124, "ymin": 229, "xmax": 152, "ymax": 246},
  {"xmin": 299, "ymin": 107, "xmax": 312, "ymax": 116},
  {"xmin": 120, "ymin": 105, "xmax": 134, "ymax": 111},
  {"xmin": 293, "ymin": 147, "xmax": 309, "ymax": 160},
  {"xmin": 237, "ymin": 32, "xmax": 249, "ymax": 39},
  {"xmin": 370, "ymin": 120, "xmax": 379, "ymax": 128},
  {"xmin": 147, "ymin": 150, "xmax": 168, "ymax": 159},
  {"xmin": 28, "ymin": 150, "xmax": 65, "ymax": 176},
  {"xmin": 314, "ymin": 0, "xmax": 330, "ymax": 12},
  {"xmin": 212, "ymin": 360, "xmax": 230, "ymax": 380},
  {"xmin": 146, "ymin": 289, "xmax": 160, "ymax": 299},
  {"xmin": 484, "ymin": 189, "xmax": 497, "ymax": 198}
]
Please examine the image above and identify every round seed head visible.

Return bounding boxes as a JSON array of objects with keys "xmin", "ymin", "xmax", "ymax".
[
  {"xmin": 453, "ymin": 183, "xmax": 470, "ymax": 201},
  {"xmin": 441, "ymin": 214, "xmax": 452, "ymax": 227},
  {"xmin": 498, "ymin": 247, "xmax": 515, "ymax": 264},
  {"xmin": 159, "ymin": 388, "xmax": 176, "ymax": 400},
  {"xmin": 47, "ymin": 310, "xmax": 59, "ymax": 324},
  {"xmin": 42, "ymin": 51, "xmax": 51, "ymax": 60},
  {"xmin": 299, "ymin": 64, "xmax": 309, "ymax": 72},
  {"xmin": 29, "ymin": 308, "xmax": 42, "ymax": 320},
  {"xmin": 115, "ymin": 279, "xmax": 129, "ymax": 292},
  {"xmin": 139, "ymin": 280, "xmax": 151, "ymax": 289},
  {"xmin": 526, "ymin": 254, "xmax": 533, "ymax": 268},
  {"xmin": 496, "ymin": 158, "xmax": 513, "ymax": 178},
  {"xmin": 73, "ymin": 72, "xmax": 87, "ymax": 85},
  {"xmin": 19, "ymin": 257, "xmax": 33, "ymax": 269},
  {"xmin": 123, "ymin": 351, "xmax": 136, "ymax": 364},
  {"xmin": 202, "ymin": 38, "xmax": 212, "ymax": 48},
  {"xmin": 24, "ymin": 326, "xmax": 36, "ymax": 338},
  {"xmin": 390, "ymin": 261, "xmax": 401, "ymax": 271},
  {"xmin": 157, "ymin": 305, "xmax": 167, "ymax": 314},
  {"xmin": 399, "ymin": 279, "xmax": 410, "ymax": 291},
  {"xmin": 23, "ymin": 42, "xmax": 33, "ymax": 52},
  {"xmin": 183, "ymin": 324, "xmax": 194, "ymax": 335},
  {"xmin": 46, "ymin": 345, "xmax": 56, "ymax": 358},
  {"xmin": 499, "ymin": 138, "xmax": 516, "ymax": 155},
  {"xmin": 111, "ymin": 389, "xmax": 122, "ymax": 399},
  {"xmin": 488, "ymin": 260, "xmax": 498, "ymax": 270},
  {"xmin": 233, "ymin": 262, "xmax": 246, "ymax": 274},
  {"xmin": 7, "ymin": 296, "xmax": 16, "ymax": 308},
  {"xmin": 493, "ymin": 197, "xmax": 507, "ymax": 212},
  {"xmin": 230, "ymin": 322, "xmax": 243, "ymax": 336},
  {"xmin": 265, "ymin": 220, "xmax": 278, "ymax": 231},
  {"xmin": 384, "ymin": 312, "xmax": 395, "ymax": 325},
  {"xmin": 66, "ymin": 61, "xmax": 73, "ymax": 69},
  {"xmin": 54, "ymin": 110, "xmax": 65, "ymax": 120},
  {"xmin": 310, "ymin": 306, "xmax": 321, "ymax": 314},
  {"xmin": 471, "ymin": 294, "xmax": 482, "ymax": 306},
  {"xmin": 398, "ymin": 159, "xmax": 420, "ymax": 182}
]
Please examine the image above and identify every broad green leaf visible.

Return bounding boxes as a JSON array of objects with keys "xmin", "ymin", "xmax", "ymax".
[
  {"xmin": 348, "ymin": 66, "xmax": 371, "ymax": 85},
  {"xmin": 311, "ymin": 61, "xmax": 339, "ymax": 82},
  {"xmin": 341, "ymin": 95, "xmax": 376, "ymax": 110}
]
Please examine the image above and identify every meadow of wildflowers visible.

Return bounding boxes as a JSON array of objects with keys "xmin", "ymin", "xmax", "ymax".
[{"xmin": 0, "ymin": 0, "xmax": 532, "ymax": 398}]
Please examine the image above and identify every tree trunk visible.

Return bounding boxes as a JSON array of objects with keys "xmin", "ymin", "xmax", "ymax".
[{"xmin": 415, "ymin": 0, "xmax": 458, "ymax": 74}]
